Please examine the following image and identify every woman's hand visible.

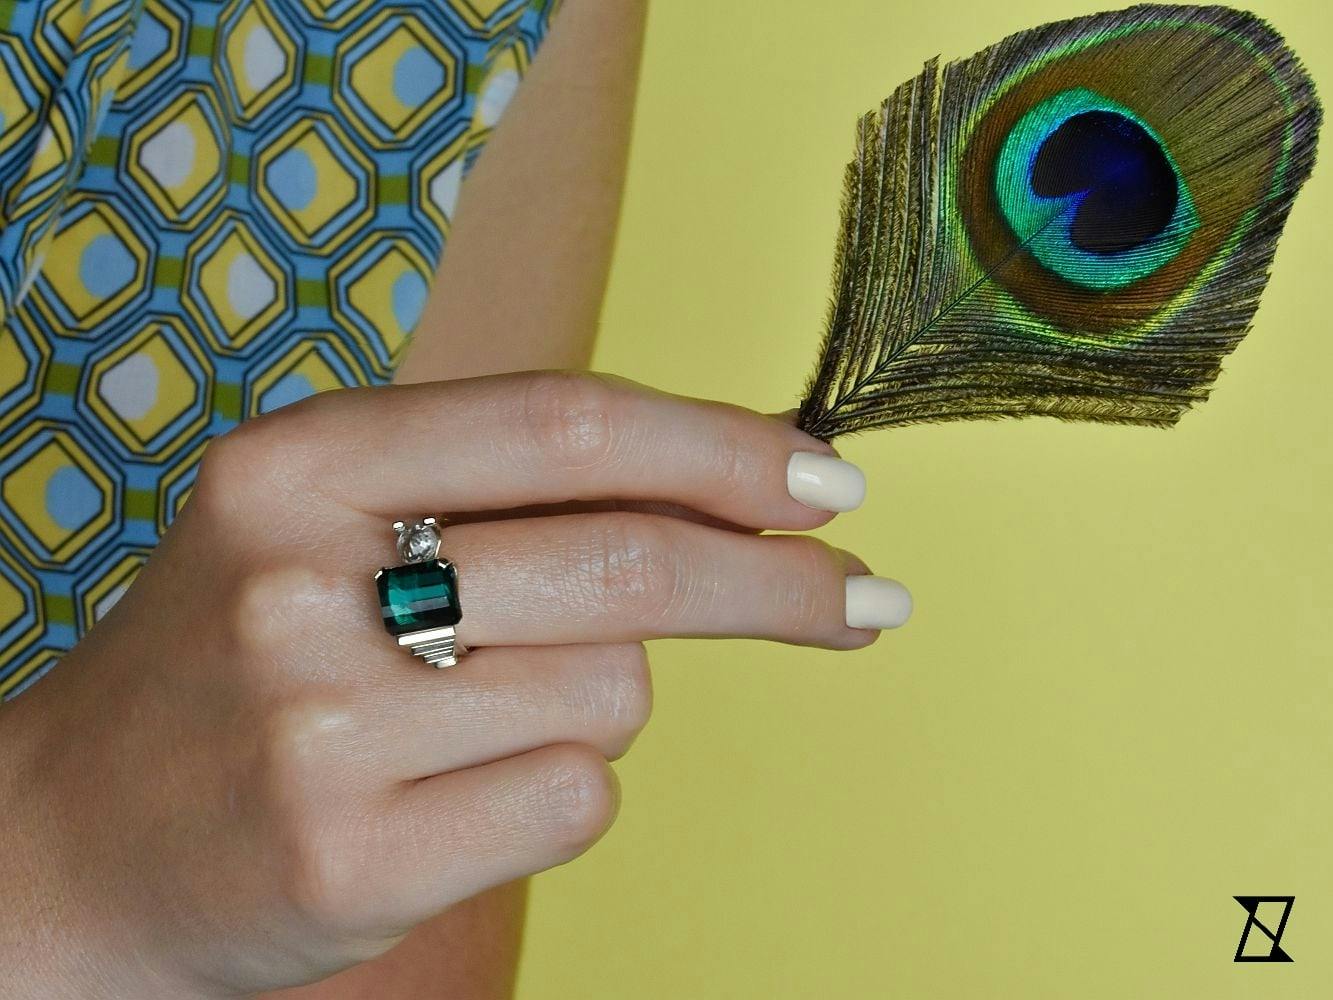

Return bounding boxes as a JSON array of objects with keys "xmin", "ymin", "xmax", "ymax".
[{"xmin": 0, "ymin": 372, "xmax": 910, "ymax": 998}]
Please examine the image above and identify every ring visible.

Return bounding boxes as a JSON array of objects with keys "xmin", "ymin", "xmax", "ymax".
[{"xmin": 375, "ymin": 517, "xmax": 467, "ymax": 668}]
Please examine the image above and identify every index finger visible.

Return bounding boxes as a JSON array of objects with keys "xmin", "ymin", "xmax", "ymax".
[{"xmin": 272, "ymin": 371, "xmax": 867, "ymax": 531}]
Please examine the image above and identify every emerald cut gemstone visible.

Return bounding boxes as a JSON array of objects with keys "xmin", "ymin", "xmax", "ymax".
[{"xmin": 376, "ymin": 560, "xmax": 462, "ymax": 636}]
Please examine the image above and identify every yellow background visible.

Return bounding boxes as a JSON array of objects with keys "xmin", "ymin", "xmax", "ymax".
[{"xmin": 518, "ymin": 1, "xmax": 1332, "ymax": 996}]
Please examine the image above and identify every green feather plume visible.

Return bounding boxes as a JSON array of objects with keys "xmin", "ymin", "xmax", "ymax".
[{"xmin": 797, "ymin": 4, "xmax": 1321, "ymax": 439}]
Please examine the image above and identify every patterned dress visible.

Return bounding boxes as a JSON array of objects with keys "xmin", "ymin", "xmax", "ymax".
[{"xmin": 0, "ymin": 0, "xmax": 556, "ymax": 697}]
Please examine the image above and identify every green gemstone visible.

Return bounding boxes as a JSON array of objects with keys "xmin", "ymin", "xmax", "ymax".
[{"xmin": 376, "ymin": 560, "xmax": 462, "ymax": 636}]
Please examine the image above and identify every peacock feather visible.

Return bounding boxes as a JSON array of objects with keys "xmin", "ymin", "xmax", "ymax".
[{"xmin": 797, "ymin": 4, "xmax": 1320, "ymax": 439}]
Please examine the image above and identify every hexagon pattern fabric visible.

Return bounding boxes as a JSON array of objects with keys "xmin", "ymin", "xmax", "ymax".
[{"xmin": 0, "ymin": 0, "xmax": 557, "ymax": 697}]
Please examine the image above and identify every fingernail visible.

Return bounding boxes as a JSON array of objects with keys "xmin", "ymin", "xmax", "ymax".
[
  {"xmin": 845, "ymin": 576, "xmax": 912, "ymax": 630},
  {"xmin": 787, "ymin": 452, "xmax": 866, "ymax": 512}
]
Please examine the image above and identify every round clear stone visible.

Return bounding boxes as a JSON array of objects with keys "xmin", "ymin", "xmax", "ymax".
[{"xmin": 398, "ymin": 522, "xmax": 441, "ymax": 562}]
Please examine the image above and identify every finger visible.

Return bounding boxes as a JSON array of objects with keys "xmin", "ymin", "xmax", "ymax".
[
  {"xmin": 370, "ymin": 644, "xmax": 652, "ymax": 778},
  {"xmin": 522, "ymin": 409, "xmax": 851, "ymax": 533},
  {"xmin": 437, "ymin": 407, "xmax": 848, "ymax": 535},
  {"xmin": 446, "ymin": 498, "xmax": 759, "ymax": 534},
  {"xmin": 433, "ymin": 512, "xmax": 910, "ymax": 649},
  {"xmin": 369, "ymin": 744, "xmax": 619, "ymax": 931},
  {"xmin": 257, "ymin": 371, "xmax": 865, "ymax": 529}
]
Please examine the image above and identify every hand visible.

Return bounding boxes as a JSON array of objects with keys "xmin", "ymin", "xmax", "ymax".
[{"xmin": 0, "ymin": 372, "xmax": 910, "ymax": 998}]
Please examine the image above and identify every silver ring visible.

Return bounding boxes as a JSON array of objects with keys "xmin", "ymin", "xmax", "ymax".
[{"xmin": 374, "ymin": 517, "xmax": 467, "ymax": 668}]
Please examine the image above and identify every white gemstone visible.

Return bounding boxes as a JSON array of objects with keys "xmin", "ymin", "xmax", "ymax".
[{"xmin": 398, "ymin": 522, "xmax": 440, "ymax": 562}]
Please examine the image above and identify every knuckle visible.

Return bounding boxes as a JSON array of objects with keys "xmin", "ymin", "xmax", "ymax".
[
  {"xmin": 586, "ymin": 645, "xmax": 653, "ymax": 754},
  {"xmin": 538, "ymin": 745, "xmax": 619, "ymax": 855},
  {"xmin": 190, "ymin": 432, "xmax": 252, "ymax": 519},
  {"xmin": 520, "ymin": 371, "xmax": 617, "ymax": 470},
  {"xmin": 284, "ymin": 383, "xmax": 368, "ymax": 420},
  {"xmin": 227, "ymin": 563, "xmax": 338, "ymax": 663},
  {"xmin": 282, "ymin": 818, "xmax": 361, "ymax": 933},
  {"xmin": 705, "ymin": 421, "xmax": 757, "ymax": 503},
  {"xmin": 775, "ymin": 536, "xmax": 842, "ymax": 637},
  {"xmin": 262, "ymin": 704, "xmax": 366, "ymax": 931},
  {"xmin": 193, "ymin": 419, "xmax": 299, "ymax": 517},
  {"xmin": 579, "ymin": 515, "xmax": 682, "ymax": 622}
]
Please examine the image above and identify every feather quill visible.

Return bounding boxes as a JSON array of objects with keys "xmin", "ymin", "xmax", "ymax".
[{"xmin": 797, "ymin": 4, "xmax": 1321, "ymax": 439}]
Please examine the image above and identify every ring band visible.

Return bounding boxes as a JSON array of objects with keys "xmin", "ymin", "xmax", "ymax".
[{"xmin": 375, "ymin": 517, "xmax": 467, "ymax": 668}]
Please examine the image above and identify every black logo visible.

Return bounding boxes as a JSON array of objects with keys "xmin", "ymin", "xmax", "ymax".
[{"xmin": 1233, "ymin": 896, "xmax": 1294, "ymax": 962}]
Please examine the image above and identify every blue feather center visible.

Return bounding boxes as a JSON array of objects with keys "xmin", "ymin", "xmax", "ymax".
[{"xmin": 993, "ymin": 88, "xmax": 1199, "ymax": 290}]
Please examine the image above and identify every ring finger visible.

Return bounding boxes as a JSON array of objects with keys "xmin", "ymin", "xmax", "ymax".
[{"xmin": 435, "ymin": 511, "xmax": 911, "ymax": 650}]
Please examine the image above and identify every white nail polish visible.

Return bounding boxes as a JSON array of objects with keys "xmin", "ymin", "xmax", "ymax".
[
  {"xmin": 845, "ymin": 576, "xmax": 912, "ymax": 630},
  {"xmin": 787, "ymin": 452, "xmax": 866, "ymax": 513}
]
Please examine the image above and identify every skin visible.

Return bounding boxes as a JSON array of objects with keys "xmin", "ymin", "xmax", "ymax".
[{"xmin": 0, "ymin": 373, "xmax": 879, "ymax": 999}]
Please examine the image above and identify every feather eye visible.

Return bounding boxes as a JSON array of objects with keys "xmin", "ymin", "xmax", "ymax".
[
  {"xmin": 798, "ymin": 4, "xmax": 1321, "ymax": 439},
  {"xmin": 989, "ymin": 90, "xmax": 1198, "ymax": 292}
]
